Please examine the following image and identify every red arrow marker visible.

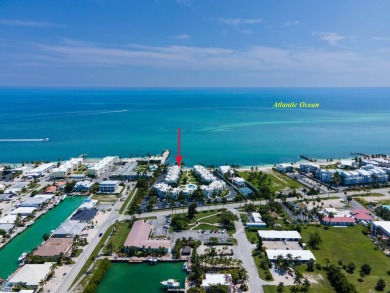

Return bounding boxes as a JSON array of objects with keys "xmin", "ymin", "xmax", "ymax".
[{"xmin": 175, "ymin": 128, "xmax": 183, "ymax": 166}]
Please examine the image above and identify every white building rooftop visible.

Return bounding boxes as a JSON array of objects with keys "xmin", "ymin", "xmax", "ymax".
[
  {"xmin": 202, "ymin": 273, "xmax": 231, "ymax": 287},
  {"xmin": 258, "ymin": 230, "xmax": 301, "ymax": 240},
  {"xmin": 8, "ymin": 263, "xmax": 54, "ymax": 286},
  {"xmin": 266, "ymin": 250, "xmax": 316, "ymax": 261}
]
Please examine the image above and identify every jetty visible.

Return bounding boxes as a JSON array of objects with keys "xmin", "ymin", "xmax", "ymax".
[{"xmin": 300, "ymin": 154, "xmax": 317, "ymax": 162}]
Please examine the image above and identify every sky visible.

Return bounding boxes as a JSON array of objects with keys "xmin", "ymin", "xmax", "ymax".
[{"xmin": 1, "ymin": 0, "xmax": 390, "ymax": 87}]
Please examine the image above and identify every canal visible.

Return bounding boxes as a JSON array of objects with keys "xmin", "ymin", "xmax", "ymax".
[
  {"xmin": 97, "ymin": 262, "xmax": 187, "ymax": 293},
  {"xmin": 0, "ymin": 196, "xmax": 85, "ymax": 278}
]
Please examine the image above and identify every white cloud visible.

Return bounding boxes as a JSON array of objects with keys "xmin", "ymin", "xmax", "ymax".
[
  {"xmin": 313, "ymin": 32, "xmax": 345, "ymax": 46},
  {"xmin": 172, "ymin": 34, "xmax": 191, "ymax": 40},
  {"xmin": 220, "ymin": 18, "xmax": 262, "ymax": 26},
  {"xmin": 0, "ymin": 19, "xmax": 65, "ymax": 28},
  {"xmin": 284, "ymin": 20, "xmax": 300, "ymax": 27}
]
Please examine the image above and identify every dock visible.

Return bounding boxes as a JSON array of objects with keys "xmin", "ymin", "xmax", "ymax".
[
  {"xmin": 300, "ymin": 154, "xmax": 317, "ymax": 162},
  {"xmin": 167, "ymin": 289, "xmax": 185, "ymax": 292}
]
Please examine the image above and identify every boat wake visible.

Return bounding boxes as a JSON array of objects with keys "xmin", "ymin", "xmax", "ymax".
[{"xmin": 0, "ymin": 138, "xmax": 49, "ymax": 142}]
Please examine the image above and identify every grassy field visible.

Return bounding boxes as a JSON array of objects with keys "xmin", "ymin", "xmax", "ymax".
[
  {"xmin": 239, "ymin": 170, "xmax": 302, "ymax": 192},
  {"xmin": 300, "ymin": 225, "xmax": 389, "ymax": 292},
  {"xmin": 91, "ymin": 194, "xmax": 118, "ymax": 202},
  {"xmin": 179, "ymin": 170, "xmax": 199, "ymax": 186},
  {"xmin": 349, "ymin": 192, "xmax": 384, "ymax": 197},
  {"xmin": 107, "ymin": 221, "xmax": 131, "ymax": 253}
]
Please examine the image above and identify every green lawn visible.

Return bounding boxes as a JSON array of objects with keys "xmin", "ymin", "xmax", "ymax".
[
  {"xmin": 239, "ymin": 170, "xmax": 302, "ymax": 192},
  {"xmin": 178, "ymin": 170, "xmax": 200, "ymax": 185},
  {"xmin": 300, "ymin": 225, "xmax": 389, "ymax": 292},
  {"xmin": 193, "ymin": 223, "xmax": 217, "ymax": 231},
  {"xmin": 108, "ymin": 221, "xmax": 131, "ymax": 253},
  {"xmin": 91, "ymin": 194, "xmax": 118, "ymax": 202},
  {"xmin": 253, "ymin": 253, "xmax": 273, "ymax": 281},
  {"xmin": 189, "ymin": 210, "xmax": 222, "ymax": 223},
  {"xmin": 349, "ymin": 192, "xmax": 384, "ymax": 197}
]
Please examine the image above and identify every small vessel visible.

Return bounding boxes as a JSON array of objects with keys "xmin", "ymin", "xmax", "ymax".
[
  {"xmin": 148, "ymin": 258, "xmax": 157, "ymax": 264},
  {"xmin": 161, "ymin": 279, "xmax": 180, "ymax": 288},
  {"xmin": 18, "ymin": 252, "xmax": 27, "ymax": 262},
  {"xmin": 182, "ymin": 262, "xmax": 188, "ymax": 270}
]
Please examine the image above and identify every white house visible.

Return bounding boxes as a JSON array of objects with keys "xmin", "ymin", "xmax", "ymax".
[
  {"xmin": 6, "ymin": 263, "xmax": 54, "ymax": 289},
  {"xmin": 11, "ymin": 207, "xmax": 37, "ymax": 216},
  {"xmin": 74, "ymin": 180, "xmax": 94, "ymax": 192},
  {"xmin": 219, "ymin": 165, "xmax": 231, "ymax": 175},
  {"xmin": 275, "ymin": 163, "xmax": 294, "ymax": 173},
  {"xmin": 266, "ymin": 250, "xmax": 316, "ymax": 262},
  {"xmin": 246, "ymin": 212, "xmax": 266, "ymax": 228},
  {"xmin": 23, "ymin": 163, "xmax": 56, "ymax": 177},
  {"xmin": 201, "ymin": 274, "xmax": 232, "ymax": 290},
  {"xmin": 232, "ymin": 177, "xmax": 245, "ymax": 187}
]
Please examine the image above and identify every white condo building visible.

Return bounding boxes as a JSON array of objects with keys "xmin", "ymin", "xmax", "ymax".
[
  {"xmin": 87, "ymin": 156, "xmax": 119, "ymax": 177},
  {"xmin": 51, "ymin": 158, "xmax": 83, "ymax": 179},
  {"xmin": 194, "ymin": 165, "xmax": 216, "ymax": 183},
  {"xmin": 165, "ymin": 166, "xmax": 181, "ymax": 184},
  {"xmin": 23, "ymin": 163, "xmax": 56, "ymax": 178}
]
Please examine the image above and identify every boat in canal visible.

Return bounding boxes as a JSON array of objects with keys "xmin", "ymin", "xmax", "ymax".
[
  {"xmin": 161, "ymin": 279, "xmax": 180, "ymax": 288},
  {"xmin": 18, "ymin": 252, "xmax": 27, "ymax": 262}
]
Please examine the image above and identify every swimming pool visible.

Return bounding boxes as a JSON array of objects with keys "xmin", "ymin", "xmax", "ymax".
[{"xmin": 187, "ymin": 184, "xmax": 196, "ymax": 189}]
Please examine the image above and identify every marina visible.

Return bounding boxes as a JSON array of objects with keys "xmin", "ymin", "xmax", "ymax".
[
  {"xmin": 97, "ymin": 262, "xmax": 187, "ymax": 293},
  {"xmin": 0, "ymin": 196, "xmax": 85, "ymax": 279}
]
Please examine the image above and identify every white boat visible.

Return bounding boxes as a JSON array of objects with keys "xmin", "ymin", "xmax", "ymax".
[
  {"xmin": 18, "ymin": 252, "xmax": 27, "ymax": 262},
  {"xmin": 161, "ymin": 279, "xmax": 180, "ymax": 288},
  {"xmin": 148, "ymin": 258, "xmax": 157, "ymax": 264},
  {"xmin": 182, "ymin": 262, "xmax": 188, "ymax": 270}
]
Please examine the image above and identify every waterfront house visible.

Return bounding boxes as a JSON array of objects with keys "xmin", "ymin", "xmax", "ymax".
[
  {"xmin": 201, "ymin": 274, "xmax": 233, "ymax": 291},
  {"xmin": 70, "ymin": 208, "xmax": 98, "ymax": 222},
  {"xmin": 44, "ymin": 185, "xmax": 57, "ymax": 194},
  {"xmin": 74, "ymin": 180, "xmax": 94, "ymax": 192},
  {"xmin": 99, "ymin": 180, "xmax": 120, "ymax": 193},
  {"xmin": 33, "ymin": 238, "xmax": 73, "ymax": 258},
  {"xmin": 0, "ymin": 214, "xmax": 18, "ymax": 224},
  {"xmin": 124, "ymin": 220, "xmax": 170, "ymax": 252},
  {"xmin": 11, "ymin": 207, "xmax": 36, "ymax": 216},
  {"xmin": 218, "ymin": 165, "xmax": 231, "ymax": 176},
  {"xmin": 53, "ymin": 220, "xmax": 87, "ymax": 238},
  {"xmin": 0, "ymin": 223, "xmax": 14, "ymax": 233},
  {"xmin": 5, "ymin": 263, "xmax": 53, "ymax": 290},
  {"xmin": 182, "ymin": 246, "xmax": 192, "ymax": 256},
  {"xmin": 18, "ymin": 197, "xmax": 48, "ymax": 208},
  {"xmin": 33, "ymin": 194, "xmax": 55, "ymax": 201}
]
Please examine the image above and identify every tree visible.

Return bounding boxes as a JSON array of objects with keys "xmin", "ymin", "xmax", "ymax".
[
  {"xmin": 208, "ymin": 284, "xmax": 229, "ymax": 293},
  {"xmin": 187, "ymin": 203, "xmax": 198, "ymax": 219},
  {"xmin": 360, "ymin": 264, "xmax": 371, "ymax": 275},
  {"xmin": 171, "ymin": 214, "xmax": 189, "ymax": 230},
  {"xmin": 346, "ymin": 262, "xmax": 356, "ymax": 274},
  {"xmin": 375, "ymin": 279, "xmax": 386, "ymax": 291},
  {"xmin": 277, "ymin": 282, "xmax": 285, "ymax": 293},
  {"xmin": 302, "ymin": 278, "xmax": 311, "ymax": 291},
  {"xmin": 332, "ymin": 172, "xmax": 342, "ymax": 187},
  {"xmin": 43, "ymin": 233, "xmax": 50, "ymax": 241},
  {"xmin": 306, "ymin": 258, "xmax": 315, "ymax": 272},
  {"xmin": 308, "ymin": 231, "xmax": 322, "ymax": 248},
  {"xmin": 219, "ymin": 210, "xmax": 238, "ymax": 229}
]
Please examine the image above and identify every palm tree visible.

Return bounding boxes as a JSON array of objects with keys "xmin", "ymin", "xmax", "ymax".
[
  {"xmin": 328, "ymin": 212, "xmax": 334, "ymax": 224},
  {"xmin": 302, "ymin": 278, "xmax": 311, "ymax": 291},
  {"xmin": 277, "ymin": 282, "xmax": 285, "ymax": 293}
]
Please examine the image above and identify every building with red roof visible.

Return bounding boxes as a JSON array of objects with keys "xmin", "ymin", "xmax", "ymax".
[
  {"xmin": 351, "ymin": 209, "xmax": 373, "ymax": 222},
  {"xmin": 124, "ymin": 220, "xmax": 170, "ymax": 252},
  {"xmin": 321, "ymin": 216, "xmax": 356, "ymax": 226}
]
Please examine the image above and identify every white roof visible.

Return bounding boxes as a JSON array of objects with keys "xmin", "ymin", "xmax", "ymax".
[
  {"xmin": 11, "ymin": 207, "xmax": 37, "ymax": 214},
  {"xmin": 266, "ymin": 250, "xmax": 316, "ymax": 261},
  {"xmin": 202, "ymin": 274, "xmax": 231, "ymax": 287},
  {"xmin": 99, "ymin": 180, "xmax": 119, "ymax": 185},
  {"xmin": 251, "ymin": 213, "xmax": 263, "ymax": 223},
  {"xmin": 34, "ymin": 194, "xmax": 55, "ymax": 200},
  {"xmin": 219, "ymin": 166, "xmax": 231, "ymax": 174},
  {"xmin": 258, "ymin": 230, "xmax": 301, "ymax": 239},
  {"xmin": 233, "ymin": 177, "xmax": 245, "ymax": 182},
  {"xmin": 0, "ymin": 214, "xmax": 17, "ymax": 224},
  {"xmin": 372, "ymin": 221, "xmax": 390, "ymax": 234},
  {"xmin": 9, "ymin": 263, "xmax": 53, "ymax": 286}
]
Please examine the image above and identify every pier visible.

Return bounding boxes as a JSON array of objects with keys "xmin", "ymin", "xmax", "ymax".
[{"xmin": 300, "ymin": 154, "xmax": 317, "ymax": 162}]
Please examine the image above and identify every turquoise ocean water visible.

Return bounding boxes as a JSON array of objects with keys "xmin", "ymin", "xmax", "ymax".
[{"xmin": 0, "ymin": 88, "xmax": 389, "ymax": 166}]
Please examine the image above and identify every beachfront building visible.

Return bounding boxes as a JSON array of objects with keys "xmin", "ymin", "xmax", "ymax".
[
  {"xmin": 316, "ymin": 169, "xmax": 337, "ymax": 183},
  {"xmin": 124, "ymin": 220, "xmax": 170, "ymax": 252},
  {"xmin": 165, "ymin": 166, "xmax": 181, "ymax": 184},
  {"xmin": 266, "ymin": 250, "xmax": 316, "ymax": 262},
  {"xmin": 275, "ymin": 163, "xmax": 294, "ymax": 173},
  {"xmin": 316, "ymin": 167, "xmax": 388, "ymax": 186},
  {"xmin": 258, "ymin": 230, "xmax": 301, "ymax": 241},
  {"xmin": 232, "ymin": 177, "xmax": 246, "ymax": 187},
  {"xmin": 23, "ymin": 163, "xmax": 56, "ymax": 178},
  {"xmin": 99, "ymin": 180, "xmax": 119, "ymax": 193},
  {"xmin": 51, "ymin": 158, "xmax": 83, "ymax": 179},
  {"xmin": 246, "ymin": 212, "xmax": 266, "ymax": 228},
  {"xmin": 300, "ymin": 163, "xmax": 320, "ymax": 173},
  {"xmin": 53, "ymin": 220, "xmax": 87, "ymax": 238},
  {"xmin": 109, "ymin": 161, "xmax": 138, "ymax": 180},
  {"xmin": 201, "ymin": 274, "xmax": 233, "ymax": 291},
  {"xmin": 74, "ymin": 180, "xmax": 94, "ymax": 192},
  {"xmin": 371, "ymin": 221, "xmax": 390, "ymax": 238},
  {"xmin": 218, "ymin": 165, "xmax": 231, "ymax": 176},
  {"xmin": 194, "ymin": 165, "xmax": 216, "ymax": 183},
  {"xmin": 18, "ymin": 197, "xmax": 48, "ymax": 208},
  {"xmin": 136, "ymin": 150, "xmax": 170, "ymax": 165},
  {"xmin": 11, "ymin": 207, "xmax": 37, "ymax": 216},
  {"xmin": 5, "ymin": 263, "xmax": 54, "ymax": 291},
  {"xmin": 87, "ymin": 156, "xmax": 119, "ymax": 177},
  {"xmin": 33, "ymin": 238, "xmax": 73, "ymax": 258}
]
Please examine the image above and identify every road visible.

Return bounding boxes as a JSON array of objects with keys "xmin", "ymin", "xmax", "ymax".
[{"xmin": 231, "ymin": 209, "xmax": 264, "ymax": 293}]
